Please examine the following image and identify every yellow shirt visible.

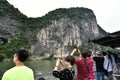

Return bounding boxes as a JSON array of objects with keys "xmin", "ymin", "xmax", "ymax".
[{"xmin": 2, "ymin": 66, "xmax": 34, "ymax": 80}]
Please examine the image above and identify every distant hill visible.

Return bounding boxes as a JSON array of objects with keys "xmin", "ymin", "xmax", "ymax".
[{"xmin": 0, "ymin": 0, "xmax": 108, "ymax": 58}]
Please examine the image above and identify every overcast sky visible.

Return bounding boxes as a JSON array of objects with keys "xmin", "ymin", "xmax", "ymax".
[{"xmin": 7, "ymin": 0, "xmax": 120, "ymax": 33}]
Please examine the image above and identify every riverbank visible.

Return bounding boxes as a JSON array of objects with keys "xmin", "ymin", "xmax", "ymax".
[
  {"xmin": 2, "ymin": 55, "xmax": 48, "ymax": 62},
  {"xmin": 1, "ymin": 54, "xmax": 68, "ymax": 62}
]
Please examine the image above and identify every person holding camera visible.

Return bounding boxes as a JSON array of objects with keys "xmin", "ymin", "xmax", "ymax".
[
  {"xmin": 71, "ymin": 48, "xmax": 90, "ymax": 80},
  {"xmin": 93, "ymin": 51, "xmax": 105, "ymax": 80},
  {"xmin": 53, "ymin": 55, "xmax": 75, "ymax": 80}
]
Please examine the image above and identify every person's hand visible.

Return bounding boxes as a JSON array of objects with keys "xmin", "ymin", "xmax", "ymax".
[
  {"xmin": 77, "ymin": 49, "xmax": 81, "ymax": 53},
  {"xmin": 59, "ymin": 60, "xmax": 64, "ymax": 67},
  {"xmin": 70, "ymin": 48, "xmax": 77, "ymax": 55},
  {"xmin": 73, "ymin": 48, "xmax": 77, "ymax": 52}
]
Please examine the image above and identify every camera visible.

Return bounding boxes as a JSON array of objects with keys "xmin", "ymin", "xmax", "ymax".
[{"xmin": 76, "ymin": 49, "xmax": 78, "ymax": 52}]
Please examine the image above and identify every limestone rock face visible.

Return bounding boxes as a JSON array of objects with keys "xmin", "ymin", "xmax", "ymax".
[
  {"xmin": 31, "ymin": 17, "xmax": 106, "ymax": 55},
  {"xmin": 0, "ymin": 0, "xmax": 108, "ymax": 55}
]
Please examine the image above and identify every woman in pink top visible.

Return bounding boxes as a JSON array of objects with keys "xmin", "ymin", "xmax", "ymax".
[
  {"xmin": 87, "ymin": 51, "xmax": 95, "ymax": 80},
  {"xmin": 71, "ymin": 49, "xmax": 90, "ymax": 80}
]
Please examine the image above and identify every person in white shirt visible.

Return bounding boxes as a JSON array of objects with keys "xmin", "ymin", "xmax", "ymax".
[{"xmin": 103, "ymin": 51, "xmax": 117, "ymax": 80}]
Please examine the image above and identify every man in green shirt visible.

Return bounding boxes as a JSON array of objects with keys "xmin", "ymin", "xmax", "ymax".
[{"xmin": 2, "ymin": 49, "xmax": 34, "ymax": 80}]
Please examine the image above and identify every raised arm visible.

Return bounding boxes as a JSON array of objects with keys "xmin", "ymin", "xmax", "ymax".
[
  {"xmin": 54, "ymin": 58, "xmax": 61, "ymax": 70},
  {"xmin": 54, "ymin": 58, "xmax": 65, "ymax": 70},
  {"xmin": 70, "ymin": 48, "xmax": 77, "ymax": 55},
  {"xmin": 90, "ymin": 51, "xmax": 95, "ymax": 58}
]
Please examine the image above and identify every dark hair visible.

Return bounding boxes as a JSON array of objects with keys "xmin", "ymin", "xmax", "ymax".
[
  {"xmin": 106, "ymin": 50, "xmax": 112, "ymax": 54},
  {"xmin": 64, "ymin": 55, "xmax": 75, "ymax": 65},
  {"xmin": 107, "ymin": 50, "xmax": 118, "ymax": 63},
  {"xmin": 106, "ymin": 50, "xmax": 112, "ymax": 61},
  {"xmin": 87, "ymin": 51, "xmax": 92, "ymax": 57},
  {"xmin": 16, "ymin": 49, "xmax": 28, "ymax": 62},
  {"xmin": 102, "ymin": 51, "xmax": 107, "ymax": 56},
  {"xmin": 81, "ymin": 50, "xmax": 88, "ymax": 58}
]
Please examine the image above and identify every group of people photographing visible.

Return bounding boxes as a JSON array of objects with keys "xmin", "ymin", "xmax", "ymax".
[
  {"xmin": 53, "ymin": 48, "xmax": 120, "ymax": 80},
  {"xmin": 1, "ymin": 48, "xmax": 120, "ymax": 80}
]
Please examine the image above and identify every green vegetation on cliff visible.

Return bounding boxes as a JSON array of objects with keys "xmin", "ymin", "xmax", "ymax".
[{"xmin": 0, "ymin": 0, "xmax": 108, "ymax": 60}]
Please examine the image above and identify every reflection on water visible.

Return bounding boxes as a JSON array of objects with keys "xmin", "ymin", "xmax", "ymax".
[{"xmin": 0, "ymin": 60, "xmax": 59, "ymax": 80}]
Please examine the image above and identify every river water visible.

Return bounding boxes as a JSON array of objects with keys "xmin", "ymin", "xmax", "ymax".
[{"xmin": 0, "ymin": 60, "xmax": 59, "ymax": 80}]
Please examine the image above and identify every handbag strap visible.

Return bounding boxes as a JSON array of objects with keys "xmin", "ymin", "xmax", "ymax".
[
  {"xmin": 83, "ymin": 59, "xmax": 89, "ymax": 73},
  {"xmin": 106, "ymin": 59, "xmax": 109, "ymax": 71}
]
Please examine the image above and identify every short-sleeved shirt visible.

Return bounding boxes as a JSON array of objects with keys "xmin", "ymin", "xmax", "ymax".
[
  {"xmin": 93, "ymin": 57, "xmax": 105, "ymax": 72},
  {"xmin": 53, "ymin": 67, "xmax": 75, "ymax": 80},
  {"xmin": 75, "ymin": 58, "xmax": 89, "ymax": 80},
  {"xmin": 2, "ymin": 66, "xmax": 34, "ymax": 80}
]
